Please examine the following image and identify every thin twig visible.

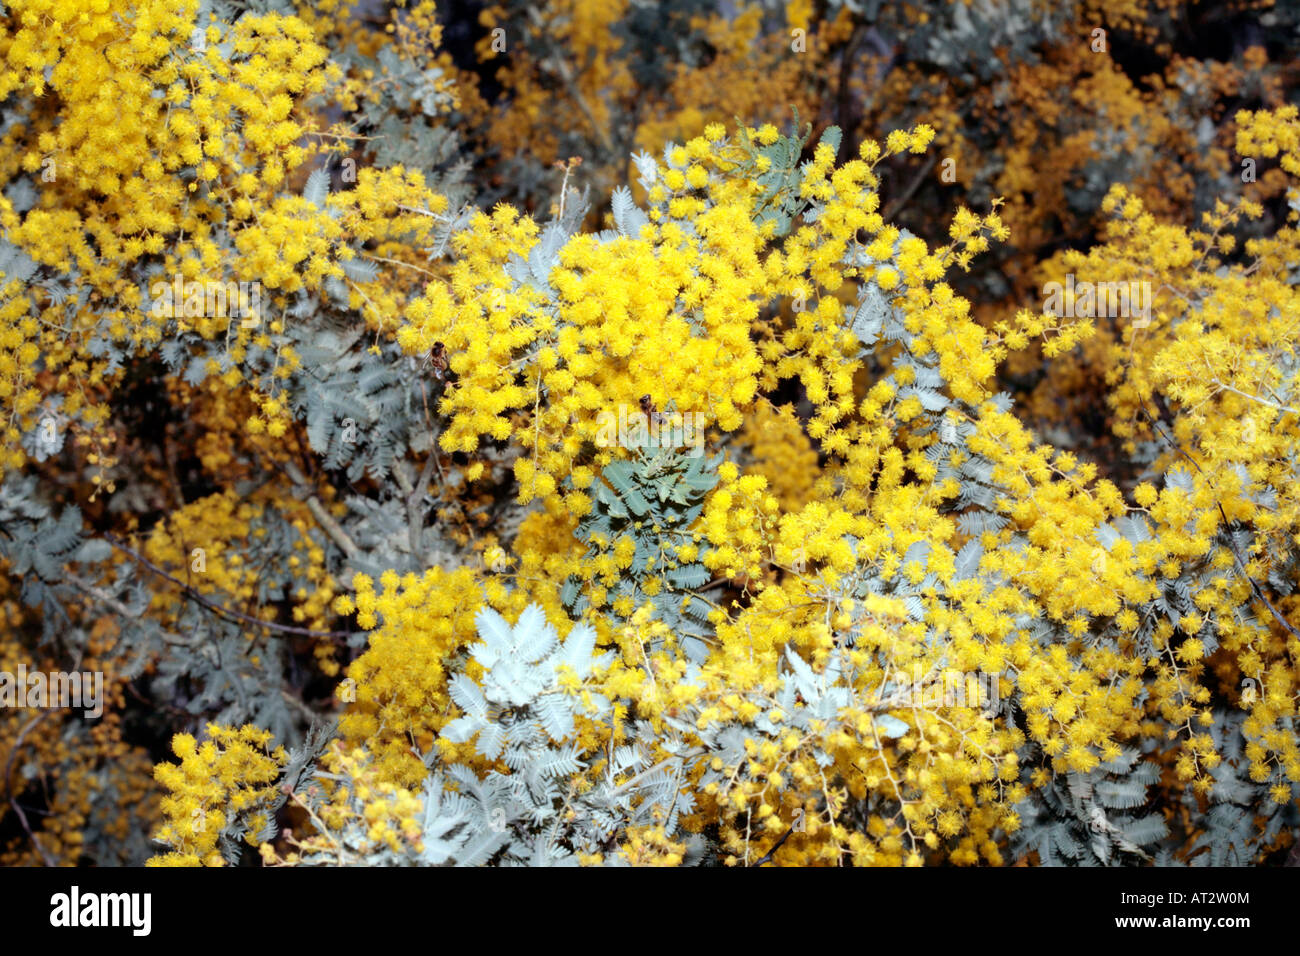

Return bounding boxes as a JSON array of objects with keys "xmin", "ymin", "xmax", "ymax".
[
  {"xmin": 407, "ymin": 449, "xmax": 439, "ymax": 563},
  {"xmin": 884, "ymin": 152, "xmax": 939, "ymax": 222},
  {"xmin": 525, "ymin": 7, "xmax": 612, "ymax": 155},
  {"xmin": 754, "ymin": 825, "xmax": 795, "ymax": 867},
  {"xmin": 104, "ymin": 535, "xmax": 359, "ymax": 638},
  {"xmin": 281, "ymin": 689, "xmax": 321, "ymax": 724},
  {"xmin": 1141, "ymin": 402, "xmax": 1300, "ymax": 641},
  {"xmin": 283, "ymin": 461, "xmax": 362, "ymax": 562},
  {"xmin": 3, "ymin": 713, "xmax": 56, "ymax": 866},
  {"xmin": 607, "ymin": 750, "xmax": 702, "ymax": 799},
  {"xmin": 1211, "ymin": 379, "xmax": 1300, "ymax": 416},
  {"xmin": 362, "ymin": 252, "xmax": 439, "ymax": 279}
]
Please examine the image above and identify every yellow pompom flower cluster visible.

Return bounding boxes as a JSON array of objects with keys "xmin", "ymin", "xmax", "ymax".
[
  {"xmin": 0, "ymin": 0, "xmax": 1232, "ymax": 866},
  {"xmin": 1009, "ymin": 108, "xmax": 1300, "ymax": 799},
  {"xmin": 0, "ymin": 0, "xmax": 346, "ymax": 475},
  {"xmin": 1236, "ymin": 105, "xmax": 1300, "ymax": 181},
  {"xmin": 323, "ymin": 746, "xmax": 423, "ymax": 854},
  {"xmin": 335, "ymin": 566, "xmax": 495, "ymax": 785},
  {"xmin": 737, "ymin": 400, "xmax": 820, "ymax": 512},
  {"xmin": 701, "ymin": 462, "xmax": 778, "ymax": 582},
  {"xmin": 614, "ymin": 825, "xmax": 689, "ymax": 866},
  {"xmin": 0, "ymin": 610, "xmax": 158, "ymax": 865},
  {"xmin": 396, "ymin": 137, "xmax": 773, "ymax": 513},
  {"xmin": 136, "ymin": 488, "xmax": 335, "ymax": 637},
  {"xmin": 149, "ymin": 724, "xmax": 286, "ymax": 867}
]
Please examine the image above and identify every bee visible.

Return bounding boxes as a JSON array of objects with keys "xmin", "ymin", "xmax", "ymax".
[
  {"xmin": 639, "ymin": 394, "xmax": 669, "ymax": 426},
  {"xmin": 429, "ymin": 341, "xmax": 448, "ymax": 381}
]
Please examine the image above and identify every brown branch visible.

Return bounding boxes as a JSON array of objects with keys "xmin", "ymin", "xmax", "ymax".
[
  {"xmin": 754, "ymin": 824, "xmax": 795, "ymax": 867},
  {"xmin": 407, "ymin": 449, "xmax": 439, "ymax": 563},
  {"xmin": 834, "ymin": 23, "xmax": 867, "ymax": 142},
  {"xmin": 884, "ymin": 152, "xmax": 939, "ymax": 223},
  {"xmin": 65, "ymin": 571, "xmax": 201, "ymax": 647},
  {"xmin": 282, "ymin": 461, "xmax": 362, "ymax": 562},
  {"xmin": 281, "ymin": 689, "xmax": 321, "ymax": 724},
  {"xmin": 3, "ymin": 713, "xmax": 56, "ymax": 866},
  {"xmin": 104, "ymin": 535, "xmax": 359, "ymax": 639}
]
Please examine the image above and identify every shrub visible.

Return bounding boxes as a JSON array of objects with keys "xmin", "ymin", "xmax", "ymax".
[{"xmin": 1, "ymin": 0, "xmax": 1297, "ymax": 867}]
